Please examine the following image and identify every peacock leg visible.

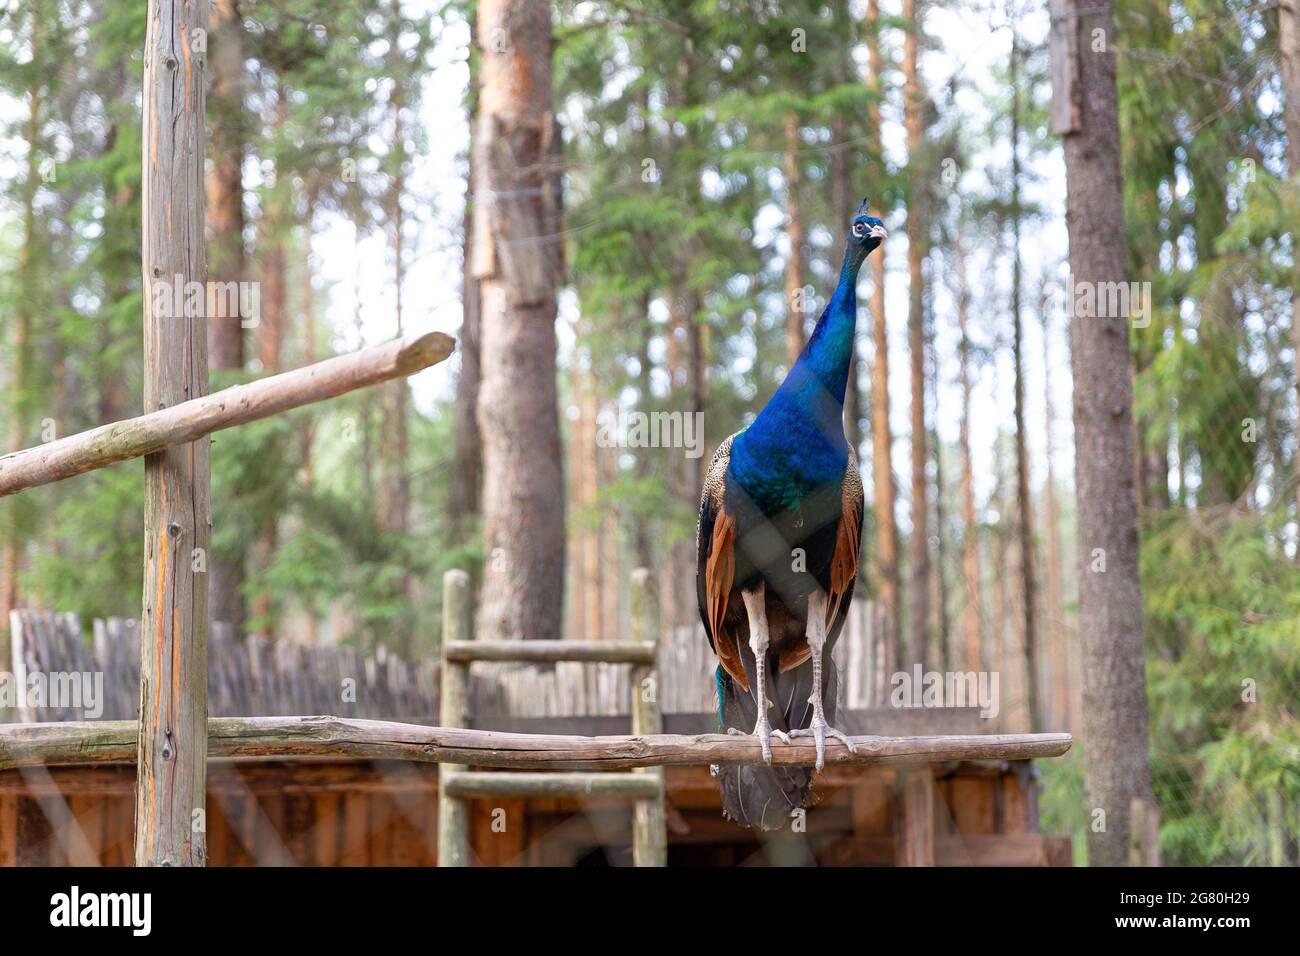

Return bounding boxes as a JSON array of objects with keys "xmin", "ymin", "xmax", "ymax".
[
  {"xmin": 789, "ymin": 589, "xmax": 859, "ymax": 771},
  {"xmin": 740, "ymin": 584, "xmax": 779, "ymax": 764}
]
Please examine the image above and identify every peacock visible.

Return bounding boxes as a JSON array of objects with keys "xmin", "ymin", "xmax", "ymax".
[{"xmin": 695, "ymin": 197, "xmax": 886, "ymax": 829}]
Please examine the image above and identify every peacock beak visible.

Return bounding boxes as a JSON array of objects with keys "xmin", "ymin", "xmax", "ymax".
[{"xmin": 869, "ymin": 223, "xmax": 888, "ymax": 241}]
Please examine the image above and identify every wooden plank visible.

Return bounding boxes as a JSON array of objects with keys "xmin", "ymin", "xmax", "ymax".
[
  {"xmin": 949, "ymin": 776, "xmax": 997, "ymax": 835},
  {"xmin": 936, "ymin": 833, "xmax": 1072, "ymax": 867},
  {"xmin": 819, "ymin": 835, "xmax": 896, "ymax": 866},
  {"xmin": 444, "ymin": 771, "xmax": 662, "ymax": 799},
  {"xmin": 445, "ymin": 640, "xmax": 655, "ymax": 665},
  {"xmin": 0, "ymin": 793, "xmax": 16, "ymax": 866},
  {"xmin": 1002, "ymin": 771, "xmax": 1029, "ymax": 834},
  {"xmin": 894, "ymin": 768, "xmax": 936, "ymax": 866},
  {"xmin": 339, "ymin": 792, "xmax": 369, "ymax": 866},
  {"xmin": 67, "ymin": 794, "xmax": 102, "ymax": 866},
  {"xmin": 310, "ymin": 792, "xmax": 342, "ymax": 866},
  {"xmin": 851, "ymin": 780, "xmax": 891, "ymax": 836}
]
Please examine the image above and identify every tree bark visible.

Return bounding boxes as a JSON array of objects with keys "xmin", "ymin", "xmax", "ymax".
[
  {"xmin": 206, "ymin": 0, "xmax": 246, "ymax": 634},
  {"xmin": 903, "ymin": 0, "xmax": 928, "ymax": 667},
  {"xmin": 473, "ymin": 0, "xmax": 566, "ymax": 642},
  {"xmin": 1040, "ymin": 289, "xmax": 1069, "ymax": 731},
  {"xmin": 925, "ymin": 264, "xmax": 949, "ymax": 671},
  {"xmin": 956, "ymin": 235, "xmax": 982, "ymax": 673},
  {"xmin": 1055, "ymin": 0, "xmax": 1155, "ymax": 866},
  {"xmin": 866, "ymin": 0, "xmax": 900, "ymax": 663},
  {"xmin": 1009, "ymin": 36, "xmax": 1039, "ymax": 730},
  {"xmin": 449, "ymin": 160, "xmax": 483, "ymax": 542},
  {"xmin": 138, "ymin": 0, "xmax": 211, "ymax": 866},
  {"xmin": 251, "ymin": 81, "xmax": 288, "ymax": 638},
  {"xmin": 1, "ymin": 60, "xmax": 40, "ymax": 627}
]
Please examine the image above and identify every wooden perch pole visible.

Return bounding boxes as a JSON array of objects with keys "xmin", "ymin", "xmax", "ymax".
[
  {"xmin": 0, "ymin": 717, "xmax": 1072, "ymax": 773},
  {"xmin": 0, "ymin": 332, "xmax": 454, "ymax": 498},
  {"xmin": 138, "ymin": 0, "xmax": 209, "ymax": 867}
]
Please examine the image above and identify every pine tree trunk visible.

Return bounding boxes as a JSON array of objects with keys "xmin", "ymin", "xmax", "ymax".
[
  {"xmin": 449, "ymin": 159, "xmax": 483, "ymax": 542},
  {"xmin": 956, "ymin": 235, "xmax": 982, "ymax": 673},
  {"xmin": 1056, "ymin": 0, "xmax": 1156, "ymax": 866},
  {"xmin": 251, "ymin": 85, "xmax": 288, "ymax": 639},
  {"xmin": 865, "ymin": 0, "xmax": 900, "ymax": 663},
  {"xmin": 205, "ymin": 0, "xmax": 246, "ymax": 634},
  {"xmin": 783, "ymin": 112, "xmax": 807, "ymax": 367},
  {"xmin": 1009, "ymin": 36, "xmax": 1039, "ymax": 730},
  {"xmin": 1040, "ymin": 293, "xmax": 1069, "ymax": 731},
  {"xmin": 632, "ymin": 292, "xmax": 656, "ymax": 571},
  {"xmin": 2, "ymin": 69, "xmax": 39, "ymax": 627},
  {"xmin": 474, "ymin": 0, "xmax": 566, "ymax": 643},
  {"xmin": 903, "ymin": 0, "xmax": 928, "ymax": 667},
  {"xmin": 925, "ymin": 266, "xmax": 949, "ymax": 671}
]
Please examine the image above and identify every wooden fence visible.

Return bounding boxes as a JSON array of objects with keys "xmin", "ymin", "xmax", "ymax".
[
  {"xmin": 6, "ymin": 599, "xmax": 886, "ymax": 724},
  {"xmin": 5, "ymin": 610, "xmax": 437, "ymax": 723}
]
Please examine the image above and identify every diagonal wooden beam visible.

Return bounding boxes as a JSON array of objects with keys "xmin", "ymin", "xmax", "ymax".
[
  {"xmin": 0, "ymin": 717, "xmax": 1072, "ymax": 772},
  {"xmin": 0, "ymin": 332, "xmax": 454, "ymax": 499}
]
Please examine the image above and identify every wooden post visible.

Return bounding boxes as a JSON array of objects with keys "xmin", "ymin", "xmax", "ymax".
[
  {"xmin": 894, "ymin": 767, "xmax": 936, "ymax": 867},
  {"xmin": 0, "ymin": 793, "xmax": 16, "ymax": 867},
  {"xmin": 629, "ymin": 568, "xmax": 667, "ymax": 867},
  {"xmin": 136, "ymin": 0, "xmax": 210, "ymax": 867},
  {"xmin": 438, "ymin": 570, "xmax": 471, "ymax": 866}
]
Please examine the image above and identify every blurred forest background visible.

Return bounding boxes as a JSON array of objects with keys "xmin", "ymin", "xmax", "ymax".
[{"xmin": 0, "ymin": 0, "xmax": 1297, "ymax": 865}]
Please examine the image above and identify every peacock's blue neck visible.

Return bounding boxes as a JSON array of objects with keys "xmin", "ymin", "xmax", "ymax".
[{"xmin": 728, "ymin": 241, "xmax": 867, "ymax": 513}]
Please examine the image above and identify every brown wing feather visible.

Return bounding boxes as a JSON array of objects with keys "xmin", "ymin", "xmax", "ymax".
[
  {"xmin": 826, "ymin": 449, "xmax": 865, "ymax": 629},
  {"xmin": 698, "ymin": 434, "xmax": 750, "ymax": 692},
  {"xmin": 706, "ymin": 510, "xmax": 749, "ymax": 691}
]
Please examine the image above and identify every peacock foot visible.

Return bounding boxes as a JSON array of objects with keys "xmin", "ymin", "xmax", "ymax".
[
  {"xmin": 789, "ymin": 718, "xmax": 858, "ymax": 772},
  {"xmin": 727, "ymin": 718, "xmax": 787, "ymax": 763}
]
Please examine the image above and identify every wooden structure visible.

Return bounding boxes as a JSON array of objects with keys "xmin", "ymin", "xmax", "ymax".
[
  {"xmin": 438, "ymin": 568, "xmax": 667, "ymax": 865},
  {"xmin": 0, "ymin": 569, "xmax": 1072, "ymax": 866},
  {"xmin": 0, "ymin": 756, "xmax": 1067, "ymax": 867}
]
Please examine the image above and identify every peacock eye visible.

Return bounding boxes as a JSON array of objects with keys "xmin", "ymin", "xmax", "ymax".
[{"xmin": 852, "ymin": 221, "xmax": 866, "ymax": 238}]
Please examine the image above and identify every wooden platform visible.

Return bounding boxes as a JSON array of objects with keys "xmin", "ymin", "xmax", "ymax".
[{"xmin": 0, "ymin": 755, "xmax": 1068, "ymax": 867}]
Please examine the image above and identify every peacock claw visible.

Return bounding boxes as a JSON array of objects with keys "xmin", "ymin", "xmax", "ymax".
[
  {"xmin": 789, "ymin": 718, "xmax": 858, "ymax": 772},
  {"xmin": 727, "ymin": 724, "xmax": 787, "ymax": 757},
  {"xmin": 747, "ymin": 717, "xmax": 776, "ymax": 764}
]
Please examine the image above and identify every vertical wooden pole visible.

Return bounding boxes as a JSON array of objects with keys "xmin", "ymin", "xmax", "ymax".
[
  {"xmin": 894, "ymin": 767, "xmax": 936, "ymax": 867},
  {"xmin": 629, "ymin": 568, "xmax": 666, "ymax": 867},
  {"xmin": 136, "ymin": 0, "xmax": 211, "ymax": 867},
  {"xmin": 0, "ymin": 794, "xmax": 17, "ymax": 867},
  {"xmin": 438, "ymin": 570, "xmax": 471, "ymax": 866}
]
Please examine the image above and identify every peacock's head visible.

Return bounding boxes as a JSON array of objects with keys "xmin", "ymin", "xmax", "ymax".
[{"xmin": 850, "ymin": 196, "xmax": 888, "ymax": 253}]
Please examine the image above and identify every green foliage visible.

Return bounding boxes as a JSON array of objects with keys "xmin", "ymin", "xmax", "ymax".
[{"xmin": 1141, "ymin": 507, "xmax": 1300, "ymax": 864}]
